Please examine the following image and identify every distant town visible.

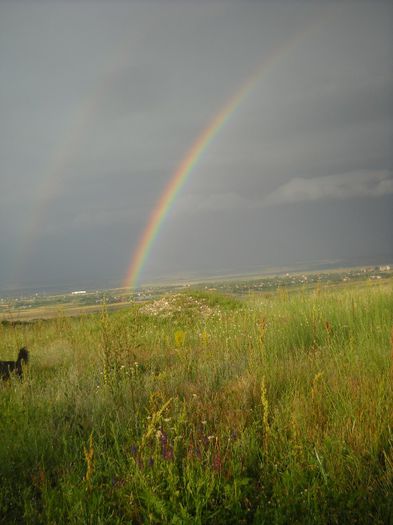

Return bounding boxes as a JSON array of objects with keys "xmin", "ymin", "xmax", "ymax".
[{"xmin": 0, "ymin": 264, "xmax": 391, "ymax": 321}]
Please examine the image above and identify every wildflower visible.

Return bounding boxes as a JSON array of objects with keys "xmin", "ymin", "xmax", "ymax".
[
  {"xmin": 200, "ymin": 329, "xmax": 209, "ymax": 345},
  {"xmin": 174, "ymin": 330, "xmax": 186, "ymax": 347},
  {"xmin": 261, "ymin": 377, "xmax": 270, "ymax": 449},
  {"xmin": 83, "ymin": 433, "xmax": 94, "ymax": 487},
  {"xmin": 230, "ymin": 431, "xmax": 238, "ymax": 441},
  {"xmin": 162, "ymin": 444, "xmax": 174, "ymax": 460},
  {"xmin": 311, "ymin": 371, "xmax": 324, "ymax": 401},
  {"xmin": 212, "ymin": 452, "xmax": 222, "ymax": 472},
  {"xmin": 258, "ymin": 317, "xmax": 267, "ymax": 344}
]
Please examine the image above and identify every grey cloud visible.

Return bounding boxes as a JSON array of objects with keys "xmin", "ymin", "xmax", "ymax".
[
  {"xmin": 174, "ymin": 170, "xmax": 393, "ymax": 214},
  {"xmin": 264, "ymin": 171, "xmax": 393, "ymax": 206}
]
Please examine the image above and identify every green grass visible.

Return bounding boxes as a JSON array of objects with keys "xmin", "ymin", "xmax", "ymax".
[{"xmin": 0, "ymin": 280, "xmax": 392, "ymax": 524}]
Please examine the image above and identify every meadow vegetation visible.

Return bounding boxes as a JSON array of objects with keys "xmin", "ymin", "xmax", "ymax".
[{"xmin": 0, "ymin": 280, "xmax": 392, "ymax": 524}]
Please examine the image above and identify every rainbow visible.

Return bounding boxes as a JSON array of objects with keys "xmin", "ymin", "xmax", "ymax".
[
  {"xmin": 12, "ymin": 58, "xmax": 125, "ymax": 286},
  {"xmin": 124, "ymin": 21, "xmax": 322, "ymax": 290},
  {"xmin": 12, "ymin": 20, "xmax": 154, "ymax": 287},
  {"xmin": 124, "ymin": 71, "xmax": 259, "ymax": 289}
]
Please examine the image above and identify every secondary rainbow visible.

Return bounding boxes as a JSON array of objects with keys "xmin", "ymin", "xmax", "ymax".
[
  {"xmin": 13, "ymin": 25, "xmax": 147, "ymax": 288},
  {"xmin": 123, "ymin": 20, "xmax": 322, "ymax": 290}
]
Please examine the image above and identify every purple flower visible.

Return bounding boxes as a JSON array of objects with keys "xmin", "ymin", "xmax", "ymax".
[
  {"xmin": 159, "ymin": 430, "xmax": 168, "ymax": 445},
  {"xmin": 162, "ymin": 443, "xmax": 174, "ymax": 460}
]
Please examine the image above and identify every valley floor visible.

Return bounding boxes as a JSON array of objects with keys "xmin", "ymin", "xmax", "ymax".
[{"xmin": 0, "ymin": 279, "xmax": 392, "ymax": 523}]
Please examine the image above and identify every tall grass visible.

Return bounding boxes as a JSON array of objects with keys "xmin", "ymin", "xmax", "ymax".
[{"xmin": 0, "ymin": 281, "xmax": 392, "ymax": 524}]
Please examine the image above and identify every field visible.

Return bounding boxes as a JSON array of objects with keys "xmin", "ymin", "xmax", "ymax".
[{"xmin": 0, "ymin": 278, "xmax": 392, "ymax": 524}]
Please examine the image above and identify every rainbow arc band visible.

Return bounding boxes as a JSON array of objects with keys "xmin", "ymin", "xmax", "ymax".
[
  {"xmin": 13, "ymin": 18, "xmax": 160, "ymax": 287},
  {"xmin": 124, "ymin": 23, "xmax": 319, "ymax": 290}
]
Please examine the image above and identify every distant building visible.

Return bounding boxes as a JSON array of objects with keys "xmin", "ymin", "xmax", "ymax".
[{"xmin": 71, "ymin": 290, "xmax": 87, "ymax": 295}]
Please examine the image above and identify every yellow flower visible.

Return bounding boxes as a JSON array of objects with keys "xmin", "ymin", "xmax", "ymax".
[
  {"xmin": 174, "ymin": 330, "xmax": 186, "ymax": 347},
  {"xmin": 200, "ymin": 329, "xmax": 209, "ymax": 345}
]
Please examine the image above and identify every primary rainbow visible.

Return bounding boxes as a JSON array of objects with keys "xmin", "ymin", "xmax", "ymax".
[{"xmin": 124, "ymin": 22, "xmax": 320, "ymax": 290}]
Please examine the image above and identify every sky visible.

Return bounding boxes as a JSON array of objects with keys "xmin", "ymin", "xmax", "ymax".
[{"xmin": 0, "ymin": 1, "xmax": 392, "ymax": 291}]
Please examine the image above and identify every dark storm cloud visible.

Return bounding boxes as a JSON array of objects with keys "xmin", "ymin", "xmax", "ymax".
[{"xmin": 0, "ymin": 1, "xmax": 392, "ymax": 289}]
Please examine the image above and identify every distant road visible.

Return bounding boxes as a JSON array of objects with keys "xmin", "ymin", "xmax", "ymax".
[{"xmin": 0, "ymin": 301, "xmax": 132, "ymax": 322}]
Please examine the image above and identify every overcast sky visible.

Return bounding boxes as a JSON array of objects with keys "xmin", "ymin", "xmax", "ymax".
[{"xmin": 1, "ymin": 1, "xmax": 392, "ymax": 291}]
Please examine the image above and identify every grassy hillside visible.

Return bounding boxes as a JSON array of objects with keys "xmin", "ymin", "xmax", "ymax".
[{"xmin": 0, "ymin": 281, "xmax": 392, "ymax": 524}]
